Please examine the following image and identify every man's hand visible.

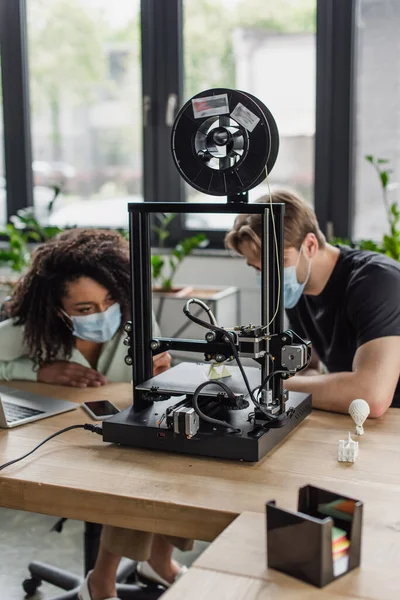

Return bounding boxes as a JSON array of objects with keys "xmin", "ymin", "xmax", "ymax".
[
  {"xmin": 152, "ymin": 351, "xmax": 171, "ymax": 376},
  {"xmin": 38, "ymin": 361, "xmax": 107, "ymax": 388}
]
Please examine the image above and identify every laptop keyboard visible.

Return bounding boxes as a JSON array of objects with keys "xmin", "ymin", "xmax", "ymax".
[{"xmin": 3, "ymin": 401, "xmax": 44, "ymax": 424}]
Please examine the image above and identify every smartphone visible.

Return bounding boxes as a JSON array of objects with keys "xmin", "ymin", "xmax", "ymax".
[{"xmin": 82, "ymin": 400, "xmax": 120, "ymax": 421}]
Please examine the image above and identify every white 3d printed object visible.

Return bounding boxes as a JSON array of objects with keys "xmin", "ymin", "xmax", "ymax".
[
  {"xmin": 338, "ymin": 432, "xmax": 359, "ymax": 463},
  {"xmin": 349, "ymin": 399, "xmax": 370, "ymax": 435},
  {"xmin": 207, "ymin": 364, "xmax": 232, "ymax": 380}
]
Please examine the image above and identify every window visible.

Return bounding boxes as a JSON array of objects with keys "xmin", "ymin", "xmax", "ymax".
[
  {"xmin": 1, "ymin": 0, "xmax": 354, "ymax": 245},
  {"xmin": 0, "ymin": 59, "xmax": 5, "ymax": 226},
  {"xmin": 183, "ymin": 0, "xmax": 316, "ymax": 232},
  {"xmin": 353, "ymin": 0, "xmax": 400, "ymax": 241},
  {"xmin": 27, "ymin": 0, "xmax": 142, "ymax": 229}
]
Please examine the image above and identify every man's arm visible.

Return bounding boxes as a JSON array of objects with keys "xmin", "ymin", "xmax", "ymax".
[{"xmin": 284, "ymin": 336, "xmax": 400, "ymax": 418}]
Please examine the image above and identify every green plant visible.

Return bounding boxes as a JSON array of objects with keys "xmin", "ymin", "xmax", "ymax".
[
  {"xmin": 151, "ymin": 213, "xmax": 208, "ymax": 292},
  {"xmin": 333, "ymin": 156, "xmax": 400, "ymax": 261},
  {"xmin": 0, "ymin": 224, "xmax": 30, "ymax": 273},
  {"xmin": 363, "ymin": 155, "xmax": 400, "ymax": 261},
  {"xmin": 152, "ymin": 212, "xmax": 176, "ymax": 248},
  {"xmin": 10, "ymin": 208, "xmax": 63, "ymax": 242},
  {"xmin": 0, "ymin": 208, "xmax": 63, "ymax": 273}
]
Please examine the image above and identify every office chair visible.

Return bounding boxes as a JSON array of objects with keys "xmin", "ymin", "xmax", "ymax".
[{"xmin": 22, "ymin": 521, "xmax": 165, "ymax": 600}]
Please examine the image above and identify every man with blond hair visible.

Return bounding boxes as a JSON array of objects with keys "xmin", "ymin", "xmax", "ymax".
[{"xmin": 225, "ymin": 190, "xmax": 400, "ymax": 417}]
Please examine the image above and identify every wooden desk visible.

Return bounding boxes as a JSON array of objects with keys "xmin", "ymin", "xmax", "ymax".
[
  {"xmin": 163, "ymin": 510, "xmax": 400, "ymax": 600},
  {"xmin": 1, "ymin": 382, "xmax": 400, "ymax": 548}
]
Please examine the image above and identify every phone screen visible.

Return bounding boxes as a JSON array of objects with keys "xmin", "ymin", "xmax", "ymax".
[{"xmin": 84, "ymin": 400, "xmax": 119, "ymax": 417}]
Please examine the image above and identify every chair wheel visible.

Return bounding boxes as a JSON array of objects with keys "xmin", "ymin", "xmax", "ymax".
[{"xmin": 23, "ymin": 576, "xmax": 42, "ymax": 596}]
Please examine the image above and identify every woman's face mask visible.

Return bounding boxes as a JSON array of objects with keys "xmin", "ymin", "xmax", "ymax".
[
  {"xmin": 62, "ymin": 302, "xmax": 122, "ymax": 343},
  {"xmin": 284, "ymin": 246, "xmax": 311, "ymax": 309}
]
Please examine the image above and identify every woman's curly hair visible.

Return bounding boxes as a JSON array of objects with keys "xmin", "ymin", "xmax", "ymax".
[{"xmin": 6, "ymin": 228, "xmax": 131, "ymax": 366}]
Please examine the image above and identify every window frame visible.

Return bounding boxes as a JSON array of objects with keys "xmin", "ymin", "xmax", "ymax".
[
  {"xmin": 0, "ymin": 0, "xmax": 33, "ymax": 221},
  {"xmin": 314, "ymin": 0, "xmax": 357, "ymax": 240}
]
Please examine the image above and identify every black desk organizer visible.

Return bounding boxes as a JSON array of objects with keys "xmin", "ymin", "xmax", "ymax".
[{"xmin": 266, "ymin": 484, "xmax": 363, "ymax": 588}]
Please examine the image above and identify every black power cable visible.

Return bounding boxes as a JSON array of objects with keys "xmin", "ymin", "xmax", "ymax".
[
  {"xmin": 251, "ymin": 369, "xmax": 289, "ymax": 401},
  {"xmin": 183, "ymin": 298, "xmax": 217, "ymax": 326},
  {"xmin": 192, "ymin": 380, "xmax": 241, "ymax": 433},
  {"xmin": 183, "ymin": 299, "xmax": 221, "ymax": 333},
  {"xmin": 0, "ymin": 423, "xmax": 103, "ymax": 472},
  {"xmin": 183, "ymin": 299, "xmax": 289, "ymax": 426},
  {"xmin": 183, "ymin": 299, "xmax": 257, "ymax": 401}
]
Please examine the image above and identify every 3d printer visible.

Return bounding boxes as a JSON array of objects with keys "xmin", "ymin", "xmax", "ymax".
[{"xmin": 103, "ymin": 88, "xmax": 312, "ymax": 462}]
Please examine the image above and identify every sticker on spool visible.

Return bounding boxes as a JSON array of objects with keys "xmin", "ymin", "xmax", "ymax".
[
  {"xmin": 231, "ymin": 103, "xmax": 260, "ymax": 132},
  {"xmin": 192, "ymin": 94, "xmax": 229, "ymax": 119}
]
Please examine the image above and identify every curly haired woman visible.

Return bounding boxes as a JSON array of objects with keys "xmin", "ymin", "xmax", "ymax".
[{"xmin": 0, "ymin": 229, "xmax": 190, "ymax": 600}]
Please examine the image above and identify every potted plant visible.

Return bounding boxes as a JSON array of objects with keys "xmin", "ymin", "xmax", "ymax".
[{"xmin": 151, "ymin": 213, "xmax": 239, "ymax": 339}]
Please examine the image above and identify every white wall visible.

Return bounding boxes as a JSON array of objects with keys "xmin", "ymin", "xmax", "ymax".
[{"xmin": 171, "ymin": 253, "xmax": 261, "ymax": 325}]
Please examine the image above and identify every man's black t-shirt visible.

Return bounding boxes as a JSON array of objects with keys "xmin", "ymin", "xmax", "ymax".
[{"xmin": 286, "ymin": 245, "xmax": 400, "ymax": 408}]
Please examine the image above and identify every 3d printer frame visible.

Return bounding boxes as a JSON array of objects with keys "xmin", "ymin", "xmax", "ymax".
[{"xmin": 102, "ymin": 201, "xmax": 312, "ymax": 462}]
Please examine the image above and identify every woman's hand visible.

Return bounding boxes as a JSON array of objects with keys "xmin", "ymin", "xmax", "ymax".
[
  {"xmin": 152, "ymin": 352, "xmax": 172, "ymax": 376},
  {"xmin": 37, "ymin": 361, "xmax": 107, "ymax": 388}
]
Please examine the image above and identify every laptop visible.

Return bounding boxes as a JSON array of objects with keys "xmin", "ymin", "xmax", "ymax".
[{"xmin": 0, "ymin": 385, "xmax": 78, "ymax": 428}]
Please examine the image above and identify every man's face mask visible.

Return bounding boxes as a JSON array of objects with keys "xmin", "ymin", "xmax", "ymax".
[
  {"xmin": 284, "ymin": 246, "xmax": 311, "ymax": 309},
  {"xmin": 61, "ymin": 302, "xmax": 122, "ymax": 343}
]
